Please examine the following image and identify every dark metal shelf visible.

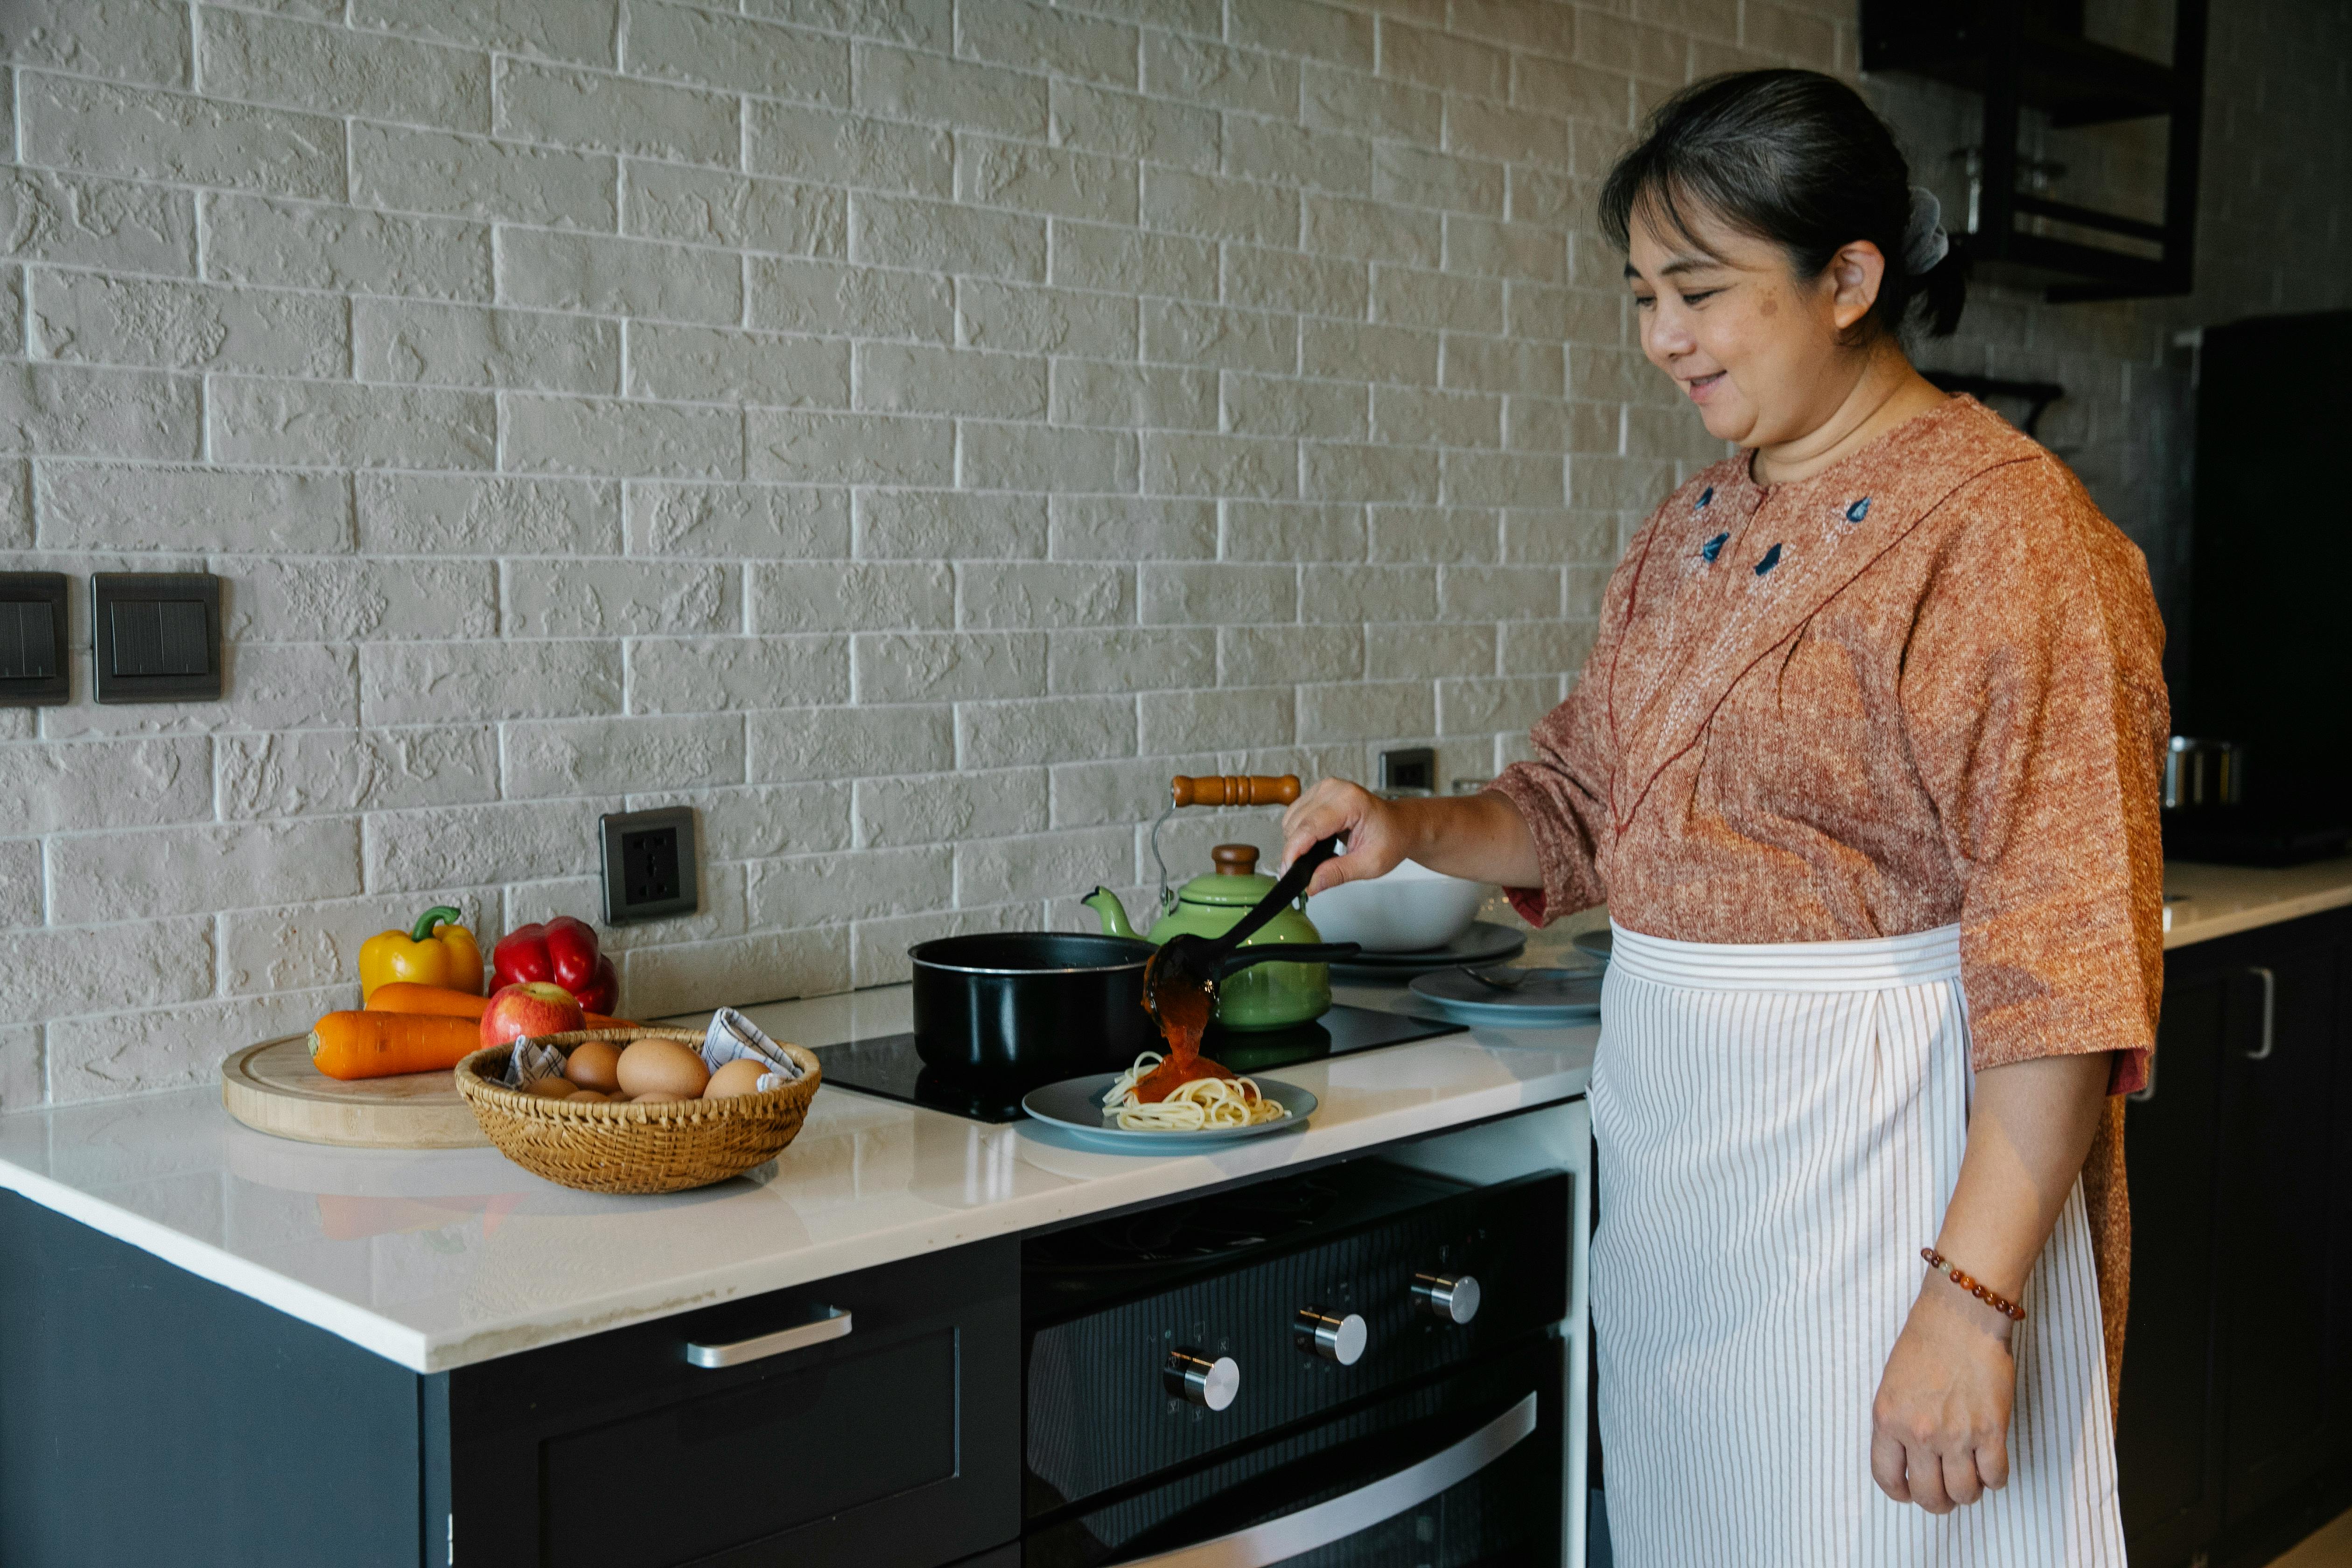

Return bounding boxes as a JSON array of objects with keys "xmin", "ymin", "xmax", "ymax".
[
  {"xmin": 1862, "ymin": 0, "xmax": 2207, "ymax": 302},
  {"xmin": 1863, "ymin": 11, "xmax": 2179, "ymax": 127}
]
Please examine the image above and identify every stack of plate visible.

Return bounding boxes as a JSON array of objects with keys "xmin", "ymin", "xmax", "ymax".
[
  {"xmin": 1328, "ymin": 920, "xmax": 1527, "ymax": 979},
  {"xmin": 1406, "ymin": 967, "xmax": 1603, "ymax": 1027}
]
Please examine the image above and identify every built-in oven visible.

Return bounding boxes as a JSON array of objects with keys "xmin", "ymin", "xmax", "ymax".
[{"xmin": 1022, "ymin": 1161, "xmax": 1570, "ymax": 1566}]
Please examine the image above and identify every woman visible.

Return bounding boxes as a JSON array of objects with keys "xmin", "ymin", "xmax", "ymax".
[{"xmin": 1281, "ymin": 71, "xmax": 2164, "ymax": 1564}]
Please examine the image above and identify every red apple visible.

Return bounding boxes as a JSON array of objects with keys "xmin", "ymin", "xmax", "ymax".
[{"xmin": 479, "ymin": 981, "xmax": 586, "ymax": 1050}]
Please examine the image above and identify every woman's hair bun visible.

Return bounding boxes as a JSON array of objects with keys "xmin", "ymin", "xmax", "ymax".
[{"xmin": 1598, "ymin": 69, "xmax": 1968, "ymax": 340}]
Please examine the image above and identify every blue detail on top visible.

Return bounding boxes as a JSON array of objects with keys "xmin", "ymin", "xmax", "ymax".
[
  {"xmin": 1845, "ymin": 497, "xmax": 1872, "ymax": 523},
  {"xmin": 1696, "ymin": 485, "xmax": 1715, "ymax": 510},
  {"xmin": 1754, "ymin": 543, "xmax": 1783, "ymax": 576},
  {"xmin": 1701, "ymin": 532, "xmax": 1729, "ymax": 563}
]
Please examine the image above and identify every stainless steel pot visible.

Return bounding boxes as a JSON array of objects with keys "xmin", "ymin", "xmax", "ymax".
[{"xmin": 2164, "ymin": 736, "xmax": 2245, "ymax": 810}]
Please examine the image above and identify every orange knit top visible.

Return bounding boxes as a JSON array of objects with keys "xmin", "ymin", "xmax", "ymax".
[{"xmin": 1488, "ymin": 394, "xmax": 2170, "ymax": 1388}]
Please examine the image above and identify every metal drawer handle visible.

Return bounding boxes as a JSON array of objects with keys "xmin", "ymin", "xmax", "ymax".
[
  {"xmin": 2245, "ymin": 966, "xmax": 2276, "ymax": 1061},
  {"xmin": 685, "ymin": 1307, "xmax": 851, "ymax": 1369},
  {"xmin": 1111, "ymin": 1391, "xmax": 1537, "ymax": 1568}
]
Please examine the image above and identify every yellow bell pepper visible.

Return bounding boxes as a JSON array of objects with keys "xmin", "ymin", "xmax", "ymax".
[{"xmin": 358, "ymin": 906, "xmax": 483, "ymax": 1003}]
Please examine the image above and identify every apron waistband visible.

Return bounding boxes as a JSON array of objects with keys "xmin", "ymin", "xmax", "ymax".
[{"xmin": 1607, "ymin": 920, "xmax": 1963, "ymax": 992}]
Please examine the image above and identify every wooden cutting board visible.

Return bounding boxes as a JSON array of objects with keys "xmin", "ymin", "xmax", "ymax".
[{"xmin": 220, "ymin": 1036, "xmax": 489, "ymax": 1149}]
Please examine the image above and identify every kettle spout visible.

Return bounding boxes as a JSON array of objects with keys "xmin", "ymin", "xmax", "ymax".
[{"xmin": 1082, "ymin": 886, "xmax": 1139, "ymax": 939}]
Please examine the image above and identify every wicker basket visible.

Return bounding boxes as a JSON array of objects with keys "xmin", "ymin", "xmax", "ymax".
[{"xmin": 454, "ymin": 1028, "xmax": 822, "ymax": 1195}]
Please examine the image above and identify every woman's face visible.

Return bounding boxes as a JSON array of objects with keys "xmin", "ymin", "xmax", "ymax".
[{"xmin": 1624, "ymin": 199, "xmax": 1888, "ymax": 449}]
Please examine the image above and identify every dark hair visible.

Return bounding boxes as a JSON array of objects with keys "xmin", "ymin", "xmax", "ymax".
[{"xmin": 1598, "ymin": 69, "xmax": 1967, "ymax": 340}]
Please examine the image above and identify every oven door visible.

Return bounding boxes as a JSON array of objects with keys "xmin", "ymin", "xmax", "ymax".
[{"xmin": 1026, "ymin": 1341, "xmax": 1560, "ymax": 1568}]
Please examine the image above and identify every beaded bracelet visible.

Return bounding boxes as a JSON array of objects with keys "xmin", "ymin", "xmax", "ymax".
[{"xmin": 1920, "ymin": 1246, "xmax": 2028, "ymax": 1322}]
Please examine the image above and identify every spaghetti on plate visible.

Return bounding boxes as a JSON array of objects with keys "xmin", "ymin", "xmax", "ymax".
[{"xmin": 1102, "ymin": 1051, "xmax": 1290, "ymax": 1132}]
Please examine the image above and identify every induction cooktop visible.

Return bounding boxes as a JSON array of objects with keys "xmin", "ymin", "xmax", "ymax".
[{"xmin": 810, "ymin": 1004, "xmax": 1468, "ymax": 1124}]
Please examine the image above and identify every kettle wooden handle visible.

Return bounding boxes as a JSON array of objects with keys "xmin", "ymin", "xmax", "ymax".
[{"xmin": 1171, "ymin": 775, "xmax": 1300, "ymax": 808}]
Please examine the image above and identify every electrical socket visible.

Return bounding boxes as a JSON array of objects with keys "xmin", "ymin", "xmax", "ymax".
[
  {"xmin": 1378, "ymin": 747, "xmax": 1436, "ymax": 795},
  {"xmin": 600, "ymin": 806, "xmax": 700, "ymax": 925}
]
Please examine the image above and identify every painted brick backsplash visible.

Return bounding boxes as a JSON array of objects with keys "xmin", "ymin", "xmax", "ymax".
[{"xmin": 0, "ymin": 0, "xmax": 2345, "ymax": 1107}]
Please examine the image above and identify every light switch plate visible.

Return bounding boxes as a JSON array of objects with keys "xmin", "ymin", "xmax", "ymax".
[
  {"xmin": 600, "ymin": 806, "xmax": 700, "ymax": 925},
  {"xmin": 0, "ymin": 572, "xmax": 70, "ymax": 706},
  {"xmin": 92, "ymin": 572, "xmax": 222, "ymax": 704}
]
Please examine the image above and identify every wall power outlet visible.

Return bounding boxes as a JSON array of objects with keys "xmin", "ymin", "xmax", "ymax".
[
  {"xmin": 1378, "ymin": 747, "xmax": 1436, "ymax": 795},
  {"xmin": 599, "ymin": 806, "xmax": 700, "ymax": 924}
]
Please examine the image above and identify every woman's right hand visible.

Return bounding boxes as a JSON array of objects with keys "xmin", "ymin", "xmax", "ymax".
[{"xmin": 1279, "ymin": 779, "xmax": 1412, "ymax": 897}]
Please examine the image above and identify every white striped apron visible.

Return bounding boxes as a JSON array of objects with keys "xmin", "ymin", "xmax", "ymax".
[{"xmin": 1592, "ymin": 921, "xmax": 2125, "ymax": 1567}]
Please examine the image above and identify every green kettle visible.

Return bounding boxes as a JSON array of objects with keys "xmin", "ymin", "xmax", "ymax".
[{"xmin": 1084, "ymin": 843, "xmax": 1334, "ymax": 1031}]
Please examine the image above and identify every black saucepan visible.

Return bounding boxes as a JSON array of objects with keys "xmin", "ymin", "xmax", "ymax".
[{"xmin": 907, "ymin": 932, "xmax": 1361, "ymax": 1086}]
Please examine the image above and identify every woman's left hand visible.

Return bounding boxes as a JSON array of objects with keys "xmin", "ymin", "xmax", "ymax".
[{"xmin": 1869, "ymin": 1280, "xmax": 2016, "ymax": 1512}]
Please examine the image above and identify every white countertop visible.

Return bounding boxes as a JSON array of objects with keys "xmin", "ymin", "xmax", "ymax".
[
  {"xmin": 2162, "ymin": 854, "xmax": 2352, "ymax": 947},
  {"xmin": 0, "ymin": 978, "xmax": 1595, "ymax": 1374},
  {"xmin": 1, "ymin": 854, "xmax": 2336, "ymax": 1376}
]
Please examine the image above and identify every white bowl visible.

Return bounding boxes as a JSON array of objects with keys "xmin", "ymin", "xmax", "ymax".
[{"xmin": 1305, "ymin": 859, "xmax": 1490, "ymax": 952}]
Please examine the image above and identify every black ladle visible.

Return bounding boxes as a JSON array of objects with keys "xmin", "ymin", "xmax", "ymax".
[{"xmin": 1144, "ymin": 835, "xmax": 1352, "ymax": 1032}]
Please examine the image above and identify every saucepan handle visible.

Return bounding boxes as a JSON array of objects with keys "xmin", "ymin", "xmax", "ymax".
[{"xmin": 1218, "ymin": 942, "xmax": 1361, "ymax": 976}]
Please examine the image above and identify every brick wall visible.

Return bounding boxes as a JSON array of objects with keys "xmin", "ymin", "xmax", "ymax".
[{"xmin": 1, "ymin": 0, "xmax": 2343, "ymax": 1108}]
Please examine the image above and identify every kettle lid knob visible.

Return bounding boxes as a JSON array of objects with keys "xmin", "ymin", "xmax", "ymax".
[{"xmin": 1211, "ymin": 844, "xmax": 1260, "ymax": 876}]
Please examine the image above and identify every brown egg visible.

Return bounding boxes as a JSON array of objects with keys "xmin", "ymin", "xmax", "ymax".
[
  {"xmin": 703, "ymin": 1058, "xmax": 771, "ymax": 1099},
  {"xmin": 616, "ymin": 1037, "xmax": 710, "ymax": 1099},
  {"xmin": 525, "ymin": 1077, "xmax": 577, "ymax": 1099},
  {"xmin": 631, "ymin": 1091, "xmax": 688, "ymax": 1104},
  {"xmin": 567, "ymin": 1089, "xmax": 610, "ymax": 1104},
  {"xmin": 565, "ymin": 1041, "xmax": 622, "ymax": 1092}
]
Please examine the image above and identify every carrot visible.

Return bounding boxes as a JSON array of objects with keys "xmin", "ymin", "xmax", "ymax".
[
  {"xmin": 364, "ymin": 981, "xmax": 638, "ymax": 1030},
  {"xmin": 308, "ymin": 1011, "xmax": 482, "ymax": 1081},
  {"xmin": 364, "ymin": 982, "xmax": 488, "ymax": 1019}
]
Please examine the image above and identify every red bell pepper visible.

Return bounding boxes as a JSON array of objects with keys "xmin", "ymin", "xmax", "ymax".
[{"xmin": 490, "ymin": 916, "xmax": 618, "ymax": 1015}]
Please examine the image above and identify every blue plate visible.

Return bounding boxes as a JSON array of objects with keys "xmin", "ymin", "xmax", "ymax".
[
  {"xmin": 1407, "ymin": 967, "xmax": 1603, "ymax": 1027},
  {"xmin": 1021, "ymin": 1073, "xmax": 1316, "ymax": 1152}
]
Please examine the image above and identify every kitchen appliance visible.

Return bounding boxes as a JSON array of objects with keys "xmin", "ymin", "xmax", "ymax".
[
  {"xmin": 1307, "ymin": 859, "xmax": 1491, "ymax": 952},
  {"xmin": 812, "ymin": 1005, "xmax": 1468, "ymax": 1124},
  {"xmin": 2170, "ymin": 311, "xmax": 2352, "ymax": 866},
  {"xmin": 1022, "ymin": 1159, "xmax": 1569, "ymax": 1565}
]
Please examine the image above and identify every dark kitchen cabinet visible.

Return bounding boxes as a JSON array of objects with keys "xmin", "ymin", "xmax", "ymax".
[
  {"xmin": 2217, "ymin": 920, "xmax": 2348, "ymax": 1526},
  {"xmin": 2117, "ymin": 905, "xmax": 2352, "ymax": 1568},
  {"xmin": 0, "ymin": 1189, "xmax": 1020, "ymax": 1568},
  {"xmin": 0, "ymin": 1188, "xmax": 427, "ymax": 1568},
  {"xmin": 447, "ymin": 1239, "xmax": 1021, "ymax": 1568},
  {"xmin": 2116, "ymin": 958, "xmax": 2229, "ymax": 1563}
]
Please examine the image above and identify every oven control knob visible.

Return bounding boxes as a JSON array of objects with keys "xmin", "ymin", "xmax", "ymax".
[
  {"xmin": 1412, "ymin": 1272, "xmax": 1481, "ymax": 1325},
  {"xmin": 1165, "ymin": 1348, "xmax": 1239, "ymax": 1411},
  {"xmin": 1294, "ymin": 1306, "xmax": 1367, "ymax": 1365}
]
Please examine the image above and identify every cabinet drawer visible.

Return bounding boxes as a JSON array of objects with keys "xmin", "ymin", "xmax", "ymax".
[{"xmin": 444, "ymin": 1239, "xmax": 1018, "ymax": 1568}]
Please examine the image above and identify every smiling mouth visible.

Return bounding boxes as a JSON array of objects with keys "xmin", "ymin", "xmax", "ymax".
[{"xmin": 1683, "ymin": 371, "xmax": 1726, "ymax": 399}]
